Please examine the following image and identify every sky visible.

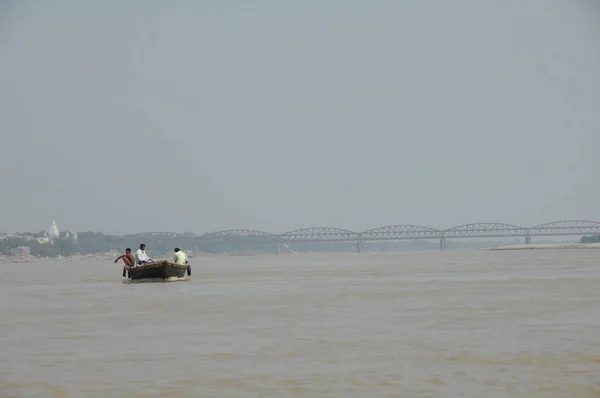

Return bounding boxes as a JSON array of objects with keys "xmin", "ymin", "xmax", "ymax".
[{"xmin": 1, "ymin": 0, "xmax": 599, "ymax": 235}]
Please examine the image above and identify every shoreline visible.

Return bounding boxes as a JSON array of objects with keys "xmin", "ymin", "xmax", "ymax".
[
  {"xmin": 3, "ymin": 243, "xmax": 600, "ymax": 262},
  {"xmin": 480, "ymin": 243, "xmax": 600, "ymax": 251}
]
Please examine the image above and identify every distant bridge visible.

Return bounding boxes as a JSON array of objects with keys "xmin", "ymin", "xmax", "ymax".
[{"xmin": 121, "ymin": 220, "xmax": 600, "ymax": 253}]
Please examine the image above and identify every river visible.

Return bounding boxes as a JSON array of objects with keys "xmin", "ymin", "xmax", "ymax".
[{"xmin": 1, "ymin": 249, "xmax": 599, "ymax": 397}]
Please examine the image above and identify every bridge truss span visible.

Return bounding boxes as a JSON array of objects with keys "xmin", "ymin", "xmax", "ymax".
[
  {"xmin": 279, "ymin": 227, "xmax": 360, "ymax": 242},
  {"xmin": 527, "ymin": 220, "xmax": 600, "ymax": 236},
  {"xmin": 442, "ymin": 223, "xmax": 527, "ymax": 238},
  {"xmin": 133, "ymin": 219, "xmax": 600, "ymax": 246},
  {"xmin": 361, "ymin": 225, "xmax": 442, "ymax": 241},
  {"xmin": 122, "ymin": 232, "xmax": 189, "ymax": 239},
  {"xmin": 199, "ymin": 229, "xmax": 276, "ymax": 241}
]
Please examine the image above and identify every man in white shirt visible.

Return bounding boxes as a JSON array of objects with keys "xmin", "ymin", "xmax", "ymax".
[
  {"xmin": 135, "ymin": 243, "xmax": 153, "ymax": 265},
  {"xmin": 173, "ymin": 247, "xmax": 188, "ymax": 265}
]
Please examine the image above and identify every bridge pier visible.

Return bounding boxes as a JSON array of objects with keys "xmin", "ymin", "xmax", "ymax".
[
  {"xmin": 440, "ymin": 237, "xmax": 447, "ymax": 251},
  {"xmin": 194, "ymin": 240, "xmax": 200, "ymax": 257},
  {"xmin": 356, "ymin": 241, "xmax": 363, "ymax": 253},
  {"xmin": 275, "ymin": 243, "xmax": 280, "ymax": 255},
  {"xmin": 525, "ymin": 236, "xmax": 531, "ymax": 245}
]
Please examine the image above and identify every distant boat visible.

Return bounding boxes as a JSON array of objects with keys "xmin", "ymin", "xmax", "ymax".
[{"xmin": 123, "ymin": 260, "xmax": 191, "ymax": 282}]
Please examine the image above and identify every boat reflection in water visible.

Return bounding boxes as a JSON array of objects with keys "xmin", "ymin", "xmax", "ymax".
[{"xmin": 122, "ymin": 260, "xmax": 191, "ymax": 283}]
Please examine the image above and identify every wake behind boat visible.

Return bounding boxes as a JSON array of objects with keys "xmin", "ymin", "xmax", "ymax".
[{"xmin": 123, "ymin": 260, "xmax": 191, "ymax": 282}]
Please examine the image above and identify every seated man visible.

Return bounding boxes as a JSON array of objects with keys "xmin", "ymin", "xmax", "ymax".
[
  {"xmin": 173, "ymin": 247, "xmax": 188, "ymax": 265},
  {"xmin": 135, "ymin": 243, "xmax": 153, "ymax": 265},
  {"xmin": 115, "ymin": 248, "xmax": 135, "ymax": 268}
]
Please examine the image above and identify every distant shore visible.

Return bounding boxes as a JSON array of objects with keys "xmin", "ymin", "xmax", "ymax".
[{"xmin": 480, "ymin": 243, "xmax": 600, "ymax": 251}]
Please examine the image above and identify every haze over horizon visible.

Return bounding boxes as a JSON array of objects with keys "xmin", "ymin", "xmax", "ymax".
[{"xmin": 1, "ymin": 0, "xmax": 599, "ymax": 235}]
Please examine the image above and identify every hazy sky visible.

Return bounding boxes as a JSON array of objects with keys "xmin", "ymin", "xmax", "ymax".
[{"xmin": 1, "ymin": 0, "xmax": 599, "ymax": 235}]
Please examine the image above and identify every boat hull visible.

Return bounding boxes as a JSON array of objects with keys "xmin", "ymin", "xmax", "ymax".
[{"xmin": 125, "ymin": 260, "xmax": 190, "ymax": 282}]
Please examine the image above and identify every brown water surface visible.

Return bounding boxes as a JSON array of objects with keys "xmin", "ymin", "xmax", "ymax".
[{"xmin": 1, "ymin": 250, "xmax": 599, "ymax": 397}]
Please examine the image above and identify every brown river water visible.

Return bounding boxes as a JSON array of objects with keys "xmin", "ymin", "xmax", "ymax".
[{"xmin": 1, "ymin": 250, "xmax": 599, "ymax": 397}]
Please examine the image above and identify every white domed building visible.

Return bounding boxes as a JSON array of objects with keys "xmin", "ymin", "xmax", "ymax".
[{"xmin": 49, "ymin": 221, "xmax": 60, "ymax": 240}]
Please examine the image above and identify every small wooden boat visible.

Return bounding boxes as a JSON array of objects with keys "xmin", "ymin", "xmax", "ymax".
[{"xmin": 123, "ymin": 260, "xmax": 191, "ymax": 282}]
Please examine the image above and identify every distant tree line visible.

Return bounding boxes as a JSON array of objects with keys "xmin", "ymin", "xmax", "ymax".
[
  {"xmin": 2, "ymin": 230, "xmax": 557, "ymax": 258},
  {"xmin": 1, "ymin": 232, "xmax": 274, "ymax": 258},
  {"xmin": 580, "ymin": 235, "xmax": 600, "ymax": 243},
  {"xmin": 0, "ymin": 232, "xmax": 124, "ymax": 257}
]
